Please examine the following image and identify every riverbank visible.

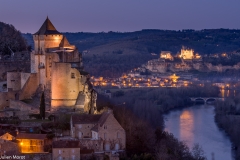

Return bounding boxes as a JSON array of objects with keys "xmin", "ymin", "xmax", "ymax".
[
  {"xmin": 214, "ymin": 98, "xmax": 240, "ymax": 160},
  {"xmin": 164, "ymin": 105, "xmax": 233, "ymax": 160}
]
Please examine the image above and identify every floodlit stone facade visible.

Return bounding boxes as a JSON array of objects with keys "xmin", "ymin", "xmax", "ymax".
[
  {"xmin": 160, "ymin": 51, "xmax": 173, "ymax": 61},
  {"xmin": 0, "ymin": 17, "xmax": 97, "ymax": 113},
  {"xmin": 180, "ymin": 47, "xmax": 194, "ymax": 60},
  {"xmin": 30, "ymin": 17, "xmax": 96, "ymax": 113}
]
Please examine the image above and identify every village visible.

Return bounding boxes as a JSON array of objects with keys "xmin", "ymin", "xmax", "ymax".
[
  {"xmin": 91, "ymin": 48, "xmax": 240, "ymax": 97},
  {"xmin": 0, "ymin": 18, "xmax": 125, "ymax": 160}
]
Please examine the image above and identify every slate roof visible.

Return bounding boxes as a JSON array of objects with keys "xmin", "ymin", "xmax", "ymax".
[
  {"xmin": 16, "ymin": 133, "xmax": 47, "ymax": 140},
  {"xmin": 52, "ymin": 140, "xmax": 80, "ymax": 148},
  {"xmin": 90, "ymin": 112, "xmax": 110, "ymax": 132},
  {"xmin": 72, "ymin": 112, "xmax": 112, "ymax": 132},
  {"xmin": 72, "ymin": 114, "xmax": 102, "ymax": 125},
  {"xmin": 0, "ymin": 131, "xmax": 17, "ymax": 137},
  {"xmin": 34, "ymin": 17, "xmax": 61, "ymax": 35},
  {"xmin": 98, "ymin": 112, "xmax": 110, "ymax": 127},
  {"xmin": 91, "ymin": 124, "xmax": 99, "ymax": 132}
]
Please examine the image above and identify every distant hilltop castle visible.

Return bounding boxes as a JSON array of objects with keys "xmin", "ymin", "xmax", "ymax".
[{"xmin": 0, "ymin": 17, "xmax": 97, "ymax": 115}]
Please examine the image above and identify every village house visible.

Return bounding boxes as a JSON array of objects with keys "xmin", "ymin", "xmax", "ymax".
[
  {"xmin": 52, "ymin": 140, "xmax": 80, "ymax": 160},
  {"xmin": 70, "ymin": 110, "xmax": 126, "ymax": 153},
  {"xmin": 0, "ymin": 139, "xmax": 19, "ymax": 156},
  {"xmin": 16, "ymin": 133, "xmax": 48, "ymax": 153},
  {"xmin": 0, "ymin": 132, "xmax": 16, "ymax": 141}
]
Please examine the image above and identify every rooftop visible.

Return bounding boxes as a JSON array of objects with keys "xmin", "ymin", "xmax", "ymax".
[
  {"xmin": 72, "ymin": 111, "xmax": 111, "ymax": 127},
  {"xmin": 16, "ymin": 133, "xmax": 47, "ymax": 140},
  {"xmin": 34, "ymin": 17, "xmax": 61, "ymax": 35},
  {"xmin": 52, "ymin": 140, "xmax": 80, "ymax": 148}
]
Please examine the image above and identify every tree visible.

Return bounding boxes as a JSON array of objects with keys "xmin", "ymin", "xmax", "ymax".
[
  {"xmin": 40, "ymin": 92, "xmax": 45, "ymax": 120},
  {"xmin": 191, "ymin": 143, "xmax": 207, "ymax": 160}
]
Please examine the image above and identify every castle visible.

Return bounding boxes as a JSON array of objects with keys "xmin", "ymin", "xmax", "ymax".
[{"xmin": 0, "ymin": 17, "xmax": 97, "ymax": 114}]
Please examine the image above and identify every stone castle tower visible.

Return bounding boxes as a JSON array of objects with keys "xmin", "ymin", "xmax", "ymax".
[{"xmin": 31, "ymin": 17, "xmax": 96, "ymax": 114}]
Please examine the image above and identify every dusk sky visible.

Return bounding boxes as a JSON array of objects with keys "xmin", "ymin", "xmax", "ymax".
[{"xmin": 0, "ymin": 0, "xmax": 240, "ymax": 33}]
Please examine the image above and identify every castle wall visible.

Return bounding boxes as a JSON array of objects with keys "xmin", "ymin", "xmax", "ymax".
[
  {"xmin": 7, "ymin": 72, "xmax": 21, "ymax": 91},
  {"xmin": 20, "ymin": 73, "xmax": 30, "ymax": 88},
  {"xmin": 51, "ymin": 63, "xmax": 80, "ymax": 108},
  {"xmin": 33, "ymin": 35, "xmax": 63, "ymax": 52},
  {"xmin": 0, "ymin": 92, "xmax": 8, "ymax": 109},
  {"xmin": 45, "ymin": 53, "xmax": 60, "ymax": 83},
  {"xmin": 180, "ymin": 49, "xmax": 194, "ymax": 59},
  {"xmin": 30, "ymin": 51, "xmax": 37, "ymax": 73},
  {"xmin": 19, "ymin": 73, "xmax": 39, "ymax": 100},
  {"xmin": 10, "ymin": 99, "xmax": 38, "ymax": 112}
]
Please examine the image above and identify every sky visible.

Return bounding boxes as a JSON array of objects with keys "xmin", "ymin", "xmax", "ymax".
[{"xmin": 0, "ymin": 0, "xmax": 240, "ymax": 33}]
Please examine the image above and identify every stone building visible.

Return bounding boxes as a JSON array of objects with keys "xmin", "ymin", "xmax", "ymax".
[
  {"xmin": 0, "ymin": 132, "xmax": 15, "ymax": 141},
  {"xmin": 16, "ymin": 133, "xmax": 47, "ymax": 153},
  {"xmin": 52, "ymin": 140, "xmax": 80, "ymax": 160},
  {"xmin": 160, "ymin": 51, "xmax": 174, "ymax": 61},
  {"xmin": 70, "ymin": 110, "xmax": 126, "ymax": 152},
  {"xmin": 0, "ymin": 139, "xmax": 20, "ymax": 156},
  {"xmin": 0, "ymin": 17, "xmax": 97, "ymax": 114},
  {"xmin": 30, "ymin": 17, "xmax": 97, "ymax": 113},
  {"xmin": 179, "ymin": 47, "xmax": 194, "ymax": 60}
]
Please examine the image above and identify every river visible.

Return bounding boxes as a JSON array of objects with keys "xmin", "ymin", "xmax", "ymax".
[{"xmin": 164, "ymin": 105, "xmax": 234, "ymax": 160}]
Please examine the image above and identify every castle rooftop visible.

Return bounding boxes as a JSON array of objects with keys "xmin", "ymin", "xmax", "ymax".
[{"xmin": 34, "ymin": 17, "xmax": 61, "ymax": 35}]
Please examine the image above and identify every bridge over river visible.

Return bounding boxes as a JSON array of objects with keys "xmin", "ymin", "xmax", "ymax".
[{"xmin": 190, "ymin": 97, "xmax": 225, "ymax": 104}]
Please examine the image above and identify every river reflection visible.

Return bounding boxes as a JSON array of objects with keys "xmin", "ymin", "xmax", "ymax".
[
  {"xmin": 180, "ymin": 110, "xmax": 194, "ymax": 147},
  {"xmin": 164, "ymin": 105, "xmax": 233, "ymax": 160}
]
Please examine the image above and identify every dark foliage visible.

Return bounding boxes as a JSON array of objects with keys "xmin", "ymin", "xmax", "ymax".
[
  {"xmin": 0, "ymin": 22, "xmax": 27, "ymax": 54},
  {"xmin": 40, "ymin": 92, "xmax": 45, "ymax": 119},
  {"xmin": 215, "ymin": 95, "xmax": 240, "ymax": 159}
]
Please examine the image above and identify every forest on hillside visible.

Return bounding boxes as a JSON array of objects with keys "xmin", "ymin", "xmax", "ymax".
[
  {"xmin": 0, "ymin": 22, "xmax": 27, "ymax": 55},
  {"xmin": 23, "ymin": 29, "xmax": 240, "ymax": 78}
]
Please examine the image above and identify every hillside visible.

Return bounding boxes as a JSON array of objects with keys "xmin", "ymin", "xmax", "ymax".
[
  {"xmin": 0, "ymin": 22, "xmax": 27, "ymax": 55},
  {"xmin": 23, "ymin": 29, "xmax": 240, "ymax": 77}
]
